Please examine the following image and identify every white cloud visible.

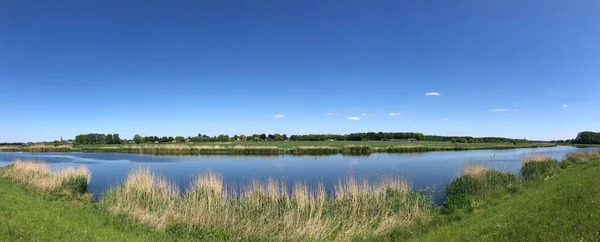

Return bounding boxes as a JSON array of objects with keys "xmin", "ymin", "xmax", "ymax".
[
  {"xmin": 273, "ymin": 114, "xmax": 284, "ymax": 118},
  {"xmin": 389, "ymin": 112, "xmax": 400, "ymax": 116},
  {"xmin": 326, "ymin": 112, "xmax": 340, "ymax": 116},
  {"xmin": 489, "ymin": 109, "xmax": 509, "ymax": 112},
  {"xmin": 425, "ymin": 92, "xmax": 441, "ymax": 96},
  {"xmin": 562, "ymin": 104, "xmax": 569, "ymax": 108},
  {"xmin": 348, "ymin": 117, "xmax": 360, "ymax": 120},
  {"xmin": 444, "ymin": 118, "xmax": 448, "ymax": 121},
  {"xmin": 361, "ymin": 113, "xmax": 367, "ymax": 116}
]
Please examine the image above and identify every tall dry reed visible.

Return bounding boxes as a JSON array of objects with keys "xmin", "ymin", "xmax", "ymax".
[
  {"xmin": 1, "ymin": 159, "xmax": 90, "ymax": 196},
  {"xmin": 461, "ymin": 162, "xmax": 488, "ymax": 176},
  {"xmin": 521, "ymin": 153, "xmax": 553, "ymax": 165},
  {"xmin": 101, "ymin": 168, "xmax": 432, "ymax": 241}
]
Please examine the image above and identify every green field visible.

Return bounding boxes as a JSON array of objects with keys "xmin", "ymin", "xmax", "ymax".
[
  {"xmin": 1, "ymin": 149, "xmax": 599, "ymax": 241},
  {"xmin": 2, "ymin": 141, "xmax": 556, "ymax": 155}
]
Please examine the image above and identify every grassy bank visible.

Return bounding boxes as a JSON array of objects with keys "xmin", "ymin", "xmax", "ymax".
[
  {"xmin": 1, "ymin": 160, "xmax": 92, "ymax": 201},
  {"xmin": 0, "ymin": 177, "xmax": 228, "ymax": 241},
  {"xmin": 412, "ymin": 150, "xmax": 600, "ymax": 241},
  {"xmin": 3, "ymin": 141, "xmax": 557, "ymax": 156},
  {"xmin": 2, "ymin": 149, "xmax": 599, "ymax": 241}
]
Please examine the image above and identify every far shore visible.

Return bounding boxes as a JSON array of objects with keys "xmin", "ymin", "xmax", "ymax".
[{"xmin": 0, "ymin": 141, "xmax": 559, "ymax": 156}]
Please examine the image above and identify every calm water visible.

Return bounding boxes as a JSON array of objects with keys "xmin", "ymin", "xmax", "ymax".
[{"xmin": 0, "ymin": 146, "xmax": 595, "ymax": 204}]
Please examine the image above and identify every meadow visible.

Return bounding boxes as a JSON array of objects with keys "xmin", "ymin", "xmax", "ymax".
[
  {"xmin": 3, "ymin": 141, "xmax": 557, "ymax": 156},
  {"xmin": 1, "ymin": 149, "xmax": 599, "ymax": 240}
]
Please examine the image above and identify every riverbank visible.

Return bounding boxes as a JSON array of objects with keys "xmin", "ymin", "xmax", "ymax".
[
  {"xmin": 1, "ymin": 141, "xmax": 557, "ymax": 155},
  {"xmin": 1, "ymin": 149, "xmax": 599, "ymax": 240}
]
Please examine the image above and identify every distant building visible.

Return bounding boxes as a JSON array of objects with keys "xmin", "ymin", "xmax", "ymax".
[
  {"xmin": 185, "ymin": 138, "xmax": 191, "ymax": 143},
  {"xmin": 327, "ymin": 139, "xmax": 336, "ymax": 141},
  {"xmin": 155, "ymin": 141, "xmax": 159, "ymax": 144}
]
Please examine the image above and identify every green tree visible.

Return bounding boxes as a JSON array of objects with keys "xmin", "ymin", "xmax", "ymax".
[
  {"xmin": 133, "ymin": 134, "xmax": 142, "ymax": 144},
  {"xmin": 217, "ymin": 134, "xmax": 229, "ymax": 142},
  {"xmin": 175, "ymin": 136, "xmax": 185, "ymax": 142},
  {"xmin": 113, "ymin": 134, "xmax": 121, "ymax": 144},
  {"xmin": 105, "ymin": 134, "xmax": 114, "ymax": 144}
]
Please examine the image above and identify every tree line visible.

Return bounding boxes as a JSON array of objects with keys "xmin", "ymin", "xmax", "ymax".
[
  {"xmin": 0, "ymin": 142, "xmax": 24, "ymax": 146},
  {"xmin": 573, "ymin": 131, "xmax": 600, "ymax": 144},
  {"xmin": 422, "ymin": 135, "xmax": 539, "ymax": 144},
  {"xmin": 71, "ymin": 131, "xmax": 559, "ymax": 145},
  {"xmin": 74, "ymin": 133, "xmax": 121, "ymax": 145}
]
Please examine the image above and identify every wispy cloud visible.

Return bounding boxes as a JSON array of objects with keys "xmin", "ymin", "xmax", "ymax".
[
  {"xmin": 562, "ymin": 104, "xmax": 569, "ymax": 108},
  {"xmin": 361, "ymin": 113, "xmax": 367, "ymax": 116},
  {"xmin": 45, "ymin": 132, "xmax": 51, "ymax": 135},
  {"xmin": 273, "ymin": 114, "xmax": 284, "ymax": 118},
  {"xmin": 489, "ymin": 109, "xmax": 509, "ymax": 112},
  {"xmin": 444, "ymin": 118, "xmax": 448, "ymax": 121},
  {"xmin": 326, "ymin": 112, "xmax": 340, "ymax": 116},
  {"xmin": 425, "ymin": 92, "xmax": 441, "ymax": 96},
  {"xmin": 389, "ymin": 112, "xmax": 400, "ymax": 116},
  {"xmin": 348, "ymin": 117, "xmax": 360, "ymax": 120}
]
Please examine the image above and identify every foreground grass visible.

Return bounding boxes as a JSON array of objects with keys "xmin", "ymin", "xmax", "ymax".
[
  {"xmin": 5, "ymin": 141, "xmax": 557, "ymax": 155},
  {"xmin": 414, "ymin": 151, "xmax": 600, "ymax": 241},
  {"xmin": 0, "ymin": 178, "xmax": 231, "ymax": 241}
]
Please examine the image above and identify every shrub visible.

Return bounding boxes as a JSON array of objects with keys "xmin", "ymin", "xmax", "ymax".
[
  {"xmin": 520, "ymin": 153, "xmax": 559, "ymax": 180},
  {"xmin": 444, "ymin": 164, "xmax": 518, "ymax": 212}
]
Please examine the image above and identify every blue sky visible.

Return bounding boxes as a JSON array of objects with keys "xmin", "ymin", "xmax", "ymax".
[{"xmin": 1, "ymin": 0, "xmax": 599, "ymax": 142}]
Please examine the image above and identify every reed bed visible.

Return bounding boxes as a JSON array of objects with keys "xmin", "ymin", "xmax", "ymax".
[
  {"xmin": 1, "ymin": 159, "xmax": 90, "ymax": 197},
  {"xmin": 101, "ymin": 168, "xmax": 432, "ymax": 241},
  {"xmin": 520, "ymin": 153, "xmax": 559, "ymax": 180},
  {"xmin": 565, "ymin": 149, "xmax": 600, "ymax": 164},
  {"xmin": 520, "ymin": 153, "xmax": 553, "ymax": 165},
  {"xmin": 0, "ymin": 146, "xmax": 20, "ymax": 152},
  {"xmin": 22, "ymin": 145, "xmax": 73, "ymax": 152},
  {"xmin": 13, "ymin": 142, "xmax": 557, "ymax": 156},
  {"xmin": 444, "ymin": 163, "xmax": 518, "ymax": 211},
  {"xmin": 461, "ymin": 162, "xmax": 488, "ymax": 176}
]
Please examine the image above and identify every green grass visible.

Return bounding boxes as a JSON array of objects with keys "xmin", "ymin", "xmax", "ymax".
[
  {"xmin": 3, "ymin": 141, "xmax": 557, "ymax": 156},
  {"xmin": 416, "ymin": 153, "xmax": 600, "ymax": 241},
  {"xmin": 0, "ymin": 178, "xmax": 230, "ymax": 241}
]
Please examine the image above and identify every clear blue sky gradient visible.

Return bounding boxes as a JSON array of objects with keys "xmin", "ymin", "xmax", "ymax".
[{"xmin": 1, "ymin": 1, "xmax": 599, "ymax": 142}]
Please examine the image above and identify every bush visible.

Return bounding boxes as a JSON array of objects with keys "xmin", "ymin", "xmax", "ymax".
[
  {"xmin": 520, "ymin": 159, "xmax": 559, "ymax": 180},
  {"xmin": 444, "ymin": 170, "xmax": 518, "ymax": 212},
  {"xmin": 63, "ymin": 176, "xmax": 89, "ymax": 195}
]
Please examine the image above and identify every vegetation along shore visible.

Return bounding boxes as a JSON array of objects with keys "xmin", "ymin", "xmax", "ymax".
[
  {"xmin": 0, "ymin": 131, "xmax": 568, "ymax": 155},
  {"xmin": 1, "ymin": 149, "xmax": 599, "ymax": 240}
]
